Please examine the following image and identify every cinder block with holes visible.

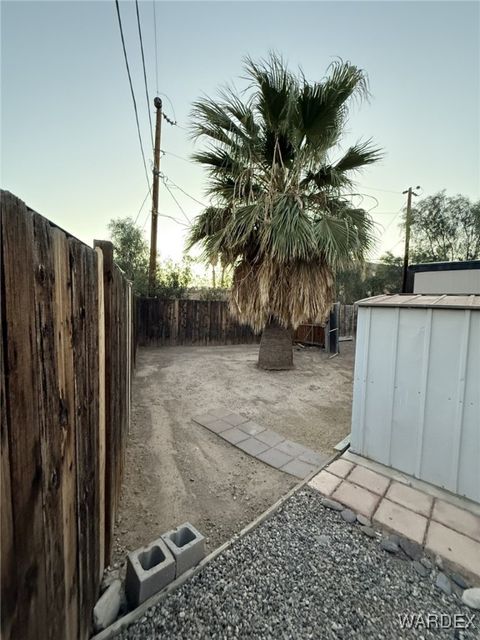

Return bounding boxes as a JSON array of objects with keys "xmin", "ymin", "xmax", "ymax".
[
  {"xmin": 161, "ymin": 522, "xmax": 206, "ymax": 577},
  {"xmin": 125, "ymin": 538, "xmax": 175, "ymax": 607}
]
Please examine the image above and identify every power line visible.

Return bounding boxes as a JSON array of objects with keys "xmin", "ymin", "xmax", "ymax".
[
  {"xmin": 371, "ymin": 211, "xmax": 405, "ymax": 216},
  {"xmin": 165, "ymin": 176, "xmax": 207, "ymax": 208},
  {"xmin": 134, "ymin": 189, "xmax": 150, "ymax": 224},
  {"xmin": 114, "ymin": 0, "xmax": 151, "ymax": 194},
  {"xmin": 161, "ymin": 149, "xmax": 190, "ymax": 162},
  {"xmin": 163, "ymin": 112, "xmax": 178, "ymax": 126},
  {"xmin": 382, "ymin": 206, "xmax": 405, "ymax": 234},
  {"xmin": 157, "ymin": 93, "xmax": 178, "ymax": 123},
  {"xmin": 142, "ymin": 209, "xmax": 189, "ymax": 230},
  {"xmin": 162, "ymin": 112, "xmax": 189, "ymax": 131},
  {"xmin": 159, "ymin": 213, "xmax": 190, "ymax": 227},
  {"xmin": 359, "ymin": 185, "xmax": 403, "ymax": 195},
  {"xmin": 142, "ymin": 208, "xmax": 151, "ymax": 230},
  {"xmin": 152, "ymin": 0, "xmax": 159, "ymax": 95},
  {"xmin": 161, "ymin": 178, "xmax": 192, "ymax": 225},
  {"xmin": 135, "ymin": 0, "xmax": 154, "ymax": 150}
]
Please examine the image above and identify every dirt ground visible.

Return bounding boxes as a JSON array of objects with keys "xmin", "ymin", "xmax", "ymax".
[{"xmin": 112, "ymin": 342, "xmax": 355, "ymax": 566}]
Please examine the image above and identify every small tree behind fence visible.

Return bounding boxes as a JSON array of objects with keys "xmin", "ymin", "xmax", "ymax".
[{"xmin": 1, "ymin": 192, "xmax": 133, "ymax": 640}]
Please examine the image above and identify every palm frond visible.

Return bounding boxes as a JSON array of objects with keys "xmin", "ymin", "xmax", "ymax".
[
  {"xmin": 334, "ymin": 140, "xmax": 384, "ymax": 173},
  {"xmin": 186, "ymin": 206, "xmax": 231, "ymax": 249},
  {"xmin": 259, "ymin": 195, "xmax": 314, "ymax": 262},
  {"xmin": 192, "ymin": 147, "xmax": 245, "ymax": 175},
  {"xmin": 244, "ymin": 53, "xmax": 297, "ymax": 135}
]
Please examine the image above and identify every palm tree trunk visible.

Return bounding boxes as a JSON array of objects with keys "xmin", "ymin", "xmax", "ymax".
[{"xmin": 258, "ymin": 317, "xmax": 293, "ymax": 370}]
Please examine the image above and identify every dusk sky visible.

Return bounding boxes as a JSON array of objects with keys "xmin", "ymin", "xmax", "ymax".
[{"xmin": 2, "ymin": 1, "xmax": 479, "ymax": 268}]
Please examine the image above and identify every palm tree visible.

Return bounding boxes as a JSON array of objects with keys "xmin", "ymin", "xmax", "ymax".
[{"xmin": 187, "ymin": 54, "xmax": 382, "ymax": 369}]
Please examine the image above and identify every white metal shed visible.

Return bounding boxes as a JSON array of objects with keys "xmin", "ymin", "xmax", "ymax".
[{"xmin": 350, "ymin": 294, "xmax": 480, "ymax": 503}]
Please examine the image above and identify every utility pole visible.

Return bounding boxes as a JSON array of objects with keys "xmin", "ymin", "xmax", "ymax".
[
  {"xmin": 401, "ymin": 185, "xmax": 421, "ymax": 293},
  {"xmin": 148, "ymin": 97, "xmax": 162, "ymax": 295}
]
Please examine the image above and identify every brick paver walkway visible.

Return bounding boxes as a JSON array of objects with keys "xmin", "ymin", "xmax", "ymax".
[
  {"xmin": 309, "ymin": 454, "xmax": 480, "ymax": 582},
  {"xmin": 192, "ymin": 409, "xmax": 328, "ymax": 478}
]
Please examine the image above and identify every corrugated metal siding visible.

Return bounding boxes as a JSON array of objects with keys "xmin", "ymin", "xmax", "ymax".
[
  {"xmin": 356, "ymin": 293, "xmax": 480, "ymax": 309},
  {"xmin": 351, "ymin": 305, "xmax": 480, "ymax": 503}
]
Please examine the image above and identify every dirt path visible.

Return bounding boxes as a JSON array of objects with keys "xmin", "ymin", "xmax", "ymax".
[{"xmin": 112, "ymin": 343, "xmax": 355, "ymax": 566}]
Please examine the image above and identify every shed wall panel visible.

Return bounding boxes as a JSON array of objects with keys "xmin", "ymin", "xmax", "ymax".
[
  {"xmin": 363, "ymin": 308, "xmax": 398, "ymax": 462},
  {"xmin": 458, "ymin": 311, "xmax": 480, "ymax": 500},
  {"xmin": 420, "ymin": 310, "xmax": 463, "ymax": 490},
  {"xmin": 351, "ymin": 304, "xmax": 480, "ymax": 503},
  {"xmin": 389, "ymin": 309, "xmax": 426, "ymax": 475}
]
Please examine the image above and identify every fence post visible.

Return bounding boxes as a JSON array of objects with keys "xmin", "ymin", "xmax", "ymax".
[
  {"xmin": 94, "ymin": 247, "xmax": 106, "ymax": 581},
  {"xmin": 93, "ymin": 240, "xmax": 114, "ymax": 564},
  {"xmin": 127, "ymin": 282, "xmax": 132, "ymax": 435}
]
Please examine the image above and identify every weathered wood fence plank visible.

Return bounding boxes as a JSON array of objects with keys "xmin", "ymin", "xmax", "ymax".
[
  {"xmin": 1, "ymin": 194, "xmax": 48, "ymax": 639},
  {"xmin": 0, "ymin": 208, "xmax": 15, "ymax": 640},
  {"xmin": 95, "ymin": 247, "xmax": 106, "ymax": 581},
  {"xmin": 53, "ymin": 228, "xmax": 79, "ymax": 636},
  {"xmin": 1, "ymin": 192, "xmax": 133, "ymax": 639}
]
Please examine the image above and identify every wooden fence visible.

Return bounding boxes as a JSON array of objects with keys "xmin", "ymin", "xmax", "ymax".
[
  {"xmin": 1, "ymin": 192, "xmax": 133, "ymax": 640},
  {"xmin": 136, "ymin": 297, "xmax": 258, "ymax": 346},
  {"xmin": 137, "ymin": 297, "xmax": 356, "ymax": 347}
]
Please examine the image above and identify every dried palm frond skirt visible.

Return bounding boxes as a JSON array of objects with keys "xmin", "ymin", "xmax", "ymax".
[{"xmin": 229, "ymin": 258, "xmax": 335, "ymax": 333}]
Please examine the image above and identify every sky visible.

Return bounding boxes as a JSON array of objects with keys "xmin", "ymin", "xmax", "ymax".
[{"xmin": 2, "ymin": 0, "xmax": 479, "ymax": 270}]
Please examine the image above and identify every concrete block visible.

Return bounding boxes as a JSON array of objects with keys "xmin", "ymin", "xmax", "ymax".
[
  {"xmin": 432, "ymin": 499, "xmax": 480, "ymax": 542},
  {"xmin": 426, "ymin": 521, "xmax": 480, "ymax": 579},
  {"xmin": 281, "ymin": 458, "xmax": 317, "ymax": 479},
  {"xmin": 276, "ymin": 439, "xmax": 309, "ymax": 458},
  {"xmin": 162, "ymin": 522, "xmax": 206, "ymax": 577},
  {"xmin": 237, "ymin": 437, "xmax": 270, "ymax": 456},
  {"xmin": 327, "ymin": 458, "xmax": 354, "ymax": 478},
  {"xmin": 373, "ymin": 498, "xmax": 428, "ymax": 544},
  {"xmin": 255, "ymin": 429, "xmax": 285, "ymax": 447},
  {"xmin": 93, "ymin": 579, "xmax": 123, "ymax": 632},
  {"xmin": 220, "ymin": 427, "xmax": 250, "ymax": 444},
  {"xmin": 256, "ymin": 447, "xmax": 292, "ymax": 469},
  {"xmin": 238, "ymin": 420, "xmax": 265, "ymax": 436},
  {"xmin": 223, "ymin": 413, "xmax": 249, "ymax": 427},
  {"xmin": 202, "ymin": 418, "xmax": 232, "ymax": 434},
  {"xmin": 298, "ymin": 450, "xmax": 328, "ymax": 467},
  {"xmin": 348, "ymin": 465, "xmax": 390, "ymax": 496},
  {"xmin": 332, "ymin": 480, "xmax": 381, "ymax": 518},
  {"xmin": 386, "ymin": 481, "xmax": 433, "ymax": 517},
  {"xmin": 308, "ymin": 470, "xmax": 342, "ymax": 496},
  {"xmin": 125, "ymin": 538, "xmax": 175, "ymax": 607}
]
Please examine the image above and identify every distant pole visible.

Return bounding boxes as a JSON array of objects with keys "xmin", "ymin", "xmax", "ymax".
[
  {"xmin": 401, "ymin": 185, "xmax": 421, "ymax": 293},
  {"xmin": 148, "ymin": 97, "xmax": 163, "ymax": 295}
]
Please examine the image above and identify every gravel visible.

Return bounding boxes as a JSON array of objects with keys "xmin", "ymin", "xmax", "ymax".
[
  {"xmin": 340, "ymin": 508, "xmax": 356, "ymax": 523},
  {"xmin": 412, "ymin": 560, "xmax": 429, "ymax": 578},
  {"xmin": 399, "ymin": 538, "xmax": 423, "ymax": 561},
  {"xmin": 118, "ymin": 488, "xmax": 478, "ymax": 640},
  {"xmin": 436, "ymin": 572, "xmax": 452, "ymax": 596},
  {"xmin": 451, "ymin": 572, "xmax": 469, "ymax": 589},
  {"xmin": 356, "ymin": 514, "xmax": 371, "ymax": 527},
  {"xmin": 380, "ymin": 538, "xmax": 399, "ymax": 554}
]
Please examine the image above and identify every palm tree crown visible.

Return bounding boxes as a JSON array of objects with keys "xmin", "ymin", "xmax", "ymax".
[{"xmin": 188, "ymin": 54, "xmax": 382, "ymax": 333}]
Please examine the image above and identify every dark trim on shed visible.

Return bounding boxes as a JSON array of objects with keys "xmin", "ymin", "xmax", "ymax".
[{"xmin": 408, "ymin": 260, "xmax": 480, "ymax": 274}]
